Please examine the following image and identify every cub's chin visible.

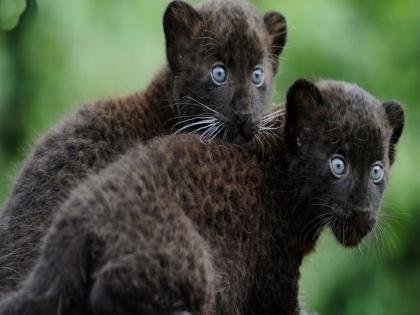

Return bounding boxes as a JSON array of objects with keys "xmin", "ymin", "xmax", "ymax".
[{"xmin": 329, "ymin": 216, "xmax": 375, "ymax": 248}]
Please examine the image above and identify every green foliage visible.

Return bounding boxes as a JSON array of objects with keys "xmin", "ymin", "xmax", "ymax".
[
  {"xmin": 0, "ymin": 1, "xmax": 418, "ymax": 314},
  {"xmin": 0, "ymin": 0, "xmax": 26, "ymax": 30}
]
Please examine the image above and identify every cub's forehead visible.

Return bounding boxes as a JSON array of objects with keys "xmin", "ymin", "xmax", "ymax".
[
  {"xmin": 197, "ymin": 0, "xmax": 259, "ymax": 19},
  {"xmin": 317, "ymin": 80, "xmax": 391, "ymax": 148},
  {"xmin": 196, "ymin": 0, "xmax": 267, "ymax": 66}
]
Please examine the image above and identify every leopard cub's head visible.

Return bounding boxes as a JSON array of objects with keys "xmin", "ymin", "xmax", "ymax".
[
  {"xmin": 285, "ymin": 79, "xmax": 404, "ymax": 247},
  {"xmin": 164, "ymin": 0, "xmax": 287, "ymax": 144}
]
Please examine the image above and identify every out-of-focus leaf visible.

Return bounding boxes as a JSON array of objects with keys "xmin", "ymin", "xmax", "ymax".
[{"xmin": 0, "ymin": 0, "xmax": 26, "ymax": 30}]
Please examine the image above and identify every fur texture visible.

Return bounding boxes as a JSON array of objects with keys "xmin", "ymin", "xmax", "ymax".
[
  {"xmin": 0, "ymin": 79, "xmax": 404, "ymax": 315},
  {"xmin": 0, "ymin": 0, "xmax": 287, "ymax": 295}
]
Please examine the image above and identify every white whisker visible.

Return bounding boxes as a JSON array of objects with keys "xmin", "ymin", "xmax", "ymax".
[
  {"xmin": 183, "ymin": 96, "xmax": 221, "ymax": 116},
  {"xmin": 171, "ymin": 115, "xmax": 215, "ymax": 130},
  {"xmin": 174, "ymin": 119, "xmax": 217, "ymax": 135},
  {"xmin": 207, "ymin": 123, "xmax": 225, "ymax": 143}
]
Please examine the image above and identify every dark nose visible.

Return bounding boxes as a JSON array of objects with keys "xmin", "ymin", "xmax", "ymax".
[
  {"xmin": 233, "ymin": 111, "xmax": 252, "ymax": 127},
  {"xmin": 352, "ymin": 208, "xmax": 370, "ymax": 218},
  {"xmin": 351, "ymin": 209, "xmax": 375, "ymax": 234},
  {"xmin": 353, "ymin": 206, "xmax": 369, "ymax": 213},
  {"xmin": 351, "ymin": 208, "xmax": 374, "ymax": 225}
]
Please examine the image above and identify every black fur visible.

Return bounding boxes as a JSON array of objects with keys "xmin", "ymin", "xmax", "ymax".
[
  {"xmin": 0, "ymin": 80, "xmax": 404, "ymax": 315},
  {"xmin": 0, "ymin": 0, "xmax": 287, "ymax": 296}
]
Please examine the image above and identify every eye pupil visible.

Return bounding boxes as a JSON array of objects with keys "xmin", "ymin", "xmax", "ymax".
[
  {"xmin": 251, "ymin": 68, "xmax": 264, "ymax": 86},
  {"xmin": 371, "ymin": 163, "xmax": 384, "ymax": 183},
  {"xmin": 211, "ymin": 65, "xmax": 227, "ymax": 84},
  {"xmin": 330, "ymin": 156, "xmax": 346, "ymax": 178}
]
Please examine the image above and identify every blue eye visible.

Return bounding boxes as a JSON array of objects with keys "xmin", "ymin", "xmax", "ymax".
[
  {"xmin": 251, "ymin": 68, "xmax": 264, "ymax": 86},
  {"xmin": 330, "ymin": 155, "xmax": 347, "ymax": 178},
  {"xmin": 371, "ymin": 163, "xmax": 384, "ymax": 183},
  {"xmin": 211, "ymin": 64, "xmax": 227, "ymax": 85}
]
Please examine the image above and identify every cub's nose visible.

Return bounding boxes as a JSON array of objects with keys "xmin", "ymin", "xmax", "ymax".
[
  {"xmin": 352, "ymin": 207, "xmax": 370, "ymax": 216},
  {"xmin": 351, "ymin": 209, "xmax": 375, "ymax": 233},
  {"xmin": 233, "ymin": 112, "xmax": 252, "ymax": 127},
  {"xmin": 351, "ymin": 208, "xmax": 370, "ymax": 221}
]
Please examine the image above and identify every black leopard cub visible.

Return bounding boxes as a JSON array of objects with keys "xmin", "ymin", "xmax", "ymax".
[
  {"xmin": 0, "ymin": 0, "xmax": 287, "ymax": 295},
  {"xmin": 0, "ymin": 79, "xmax": 404, "ymax": 315}
]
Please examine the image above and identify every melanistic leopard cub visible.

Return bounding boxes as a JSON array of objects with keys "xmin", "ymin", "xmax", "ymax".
[
  {"xmin": 0, "ymin": 0, "xmax": 287, "ymax": 295},
  {"xmin": 0, "ymin": 79, "xmax": 404, "ymax": 315}
]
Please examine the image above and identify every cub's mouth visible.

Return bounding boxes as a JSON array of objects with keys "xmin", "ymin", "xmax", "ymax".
[
  {"xmin": 171, "ymin": 114, "xmax": 259, "ymax": 144},
  {"xmin": 231, "ymin": 127, "xmax": 255, "ymax": 144},
  {"xmin": 217, "ymin": 122, "xmax": 256, "ymax": 144},
  {"xmin": 329, "ymin": 212, "xmax": 376, "ymax": 247}
]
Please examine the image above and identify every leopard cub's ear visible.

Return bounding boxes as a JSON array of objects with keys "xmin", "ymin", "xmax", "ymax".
[
  {"xmin": 383, "ymin": 100, "xmax": 405, "ymax": 164},
  {"xmin": 163, "ymin": 1, "xmax": 202, "ymax": 72},
  {"xmin": 264, "ymin": 11, "xmax": 287, "ymax": 71},
  {"xmin": 285, "ymin": 79, "xmax": 325, "ymax": 152}
]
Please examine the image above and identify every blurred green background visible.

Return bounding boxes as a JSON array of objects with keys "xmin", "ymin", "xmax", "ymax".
[{"xmin": 0, "ymin": 0, "xmax": 419, "ymax": 313}]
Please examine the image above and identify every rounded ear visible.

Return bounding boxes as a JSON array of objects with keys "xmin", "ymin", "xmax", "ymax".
[
  {"xmin": 383, "ymin": 100, "xmax": 405, "ymax": 164},
  {"xmin": 163, "ymin": 1, "xmax": 202, "ymax": 72},
  {"xmin": 285, "ymin": 79, "xmax": 324, "ymax": 152},
  {"xmin": 263, "ymin": 11, "xmax": 287, "ymax": 72}
]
